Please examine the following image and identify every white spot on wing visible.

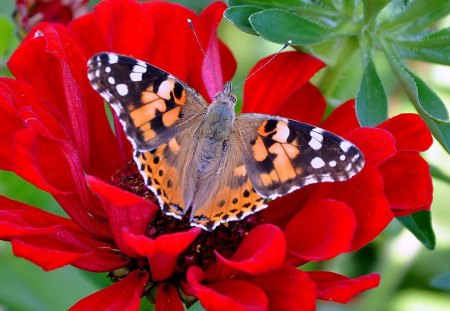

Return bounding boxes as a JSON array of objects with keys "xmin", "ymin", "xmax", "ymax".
[
  {"xmin": 105, "ymin": 67, "xmax": 111, "ymax": 73},
  {"xmin": 340, "ymin": 141, "xmax": 352, "ymax": 152},
  {"xmin": 130, "ymin": 72, "xmax": 143, "ymax": 82},
  {"xmin": 116, "ymin": 84, "xmax": 128, "ymax": 96},
  {"xmin": 133, "ymin": 64, "xmax": 147, "ymax": 73},
  {"xmin": 108, "ymin": 77, "xmax": 115, "ymax": 84},
  {"xmin": 329, "ymin": 160, "xmax": 337, "ymax": 167},
  {"xmin": 311, "ymin": 157, "xmax": 325, "ymax": 169},
  {"xmin": 346, "ymin": 163, "xmax": 353, "ymax": 171},
  {"xmin": 340, "ymin": 154, "xmax": 346, "ymax": 161},
  {"xmin": 309, "ymin": 138, "xmax": 322, "ymax": 150},
  {"xmin": 158, "ymin": 80, "xmax": 173, "ymax": 99},
  {"xmin": 108, "ymin": 53, "xmax": 119, "ymax": 64}
]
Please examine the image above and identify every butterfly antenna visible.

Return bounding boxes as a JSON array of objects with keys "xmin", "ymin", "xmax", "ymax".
[
  {"xmin": 187, "ymin": 18, "xmax": 221, "ymax": 86},
  {"xmin": 232, "ymin": 40, "xmax": 292, "ymax": 91}
]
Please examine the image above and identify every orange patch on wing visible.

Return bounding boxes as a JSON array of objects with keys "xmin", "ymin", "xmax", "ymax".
[
  {"xmin": 233, "ymin": 165, "xmax": 246, "ymax": 176},
  {"xmin": 168, "ymin": 137, "xmax": 180, "ymax": 153},
  {"xmin": 162, "ymin": 106, "xmax": 181, "ymax": 127},
  {"xmin": 283, "ymin": 143, "xmax": 300, "ymax": 159},
  {"xmin": 252, "ymin": 137, "xmax": 268, "ymax": 161},
  {"xmin": 257, "ymin": 121, "xmax": 274, "ymax": 136},
  {"xmin": 141, "ymin": 89, "xmax": 159, "ymax": 104},
  {"xmin": 191, "ymin": 178, "xmax": 266, "ymax": 230},
  {"xmin": 268, "ymin": 143, "xmax": 296, "ymax": 182},
  {"xmin": 137, "ymin": 146, "xmax": 185, "ymax": 218},
  {"xmin": 174, "ymin": 88, "xmax": 187, "ymax": 105},
  {"xmin": 139, "ymin": 123, "xmax": 156, "ymax": 141},
  {"xmin": 130, "ymin": 99, "xmax": 167, "ymax": 127}
]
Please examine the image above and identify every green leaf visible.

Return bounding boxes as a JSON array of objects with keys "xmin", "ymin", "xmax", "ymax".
[
  {"xmin": 228, "ymin": 0, "xmax": 304, "ymax": 8},
  {"xmin": 397, "ymin": 27, "xmax": 450, "ymax": 48},
  {"xmin": 394, "ymin": 28, "xmax": 450, "ymax": 65},
  {"xmin": 395, "ymin": 45, "xmax": 450, "ymax": 66},
  {"xmin": 356, "ymin": 56, "xmax": 388, "ymax": 126},
  {"xmin": 0, "ymin": 16, "xmax": 15, "ymax": 56},
  {"xmin": 422, "ymin": 113, "xmax": 450, "ymax": 153},
  {"xmin": 224, "ymin": 5, "xmax": 263, "ymax": 35},
  {"xmin": 380, "ymin": 0, "xmax": 450, "ymax": 32},
  {"xmin": 249, "ymin": 8, "xmax": 332, "ymax": 45},
  {"xmin": 431, "ymin": 273, "xmax": 450, "ymax": 291},
  {"xmin": 0, "ymin": 243, "xmax": 101, "ymax": 311},
  {"xmin": 362, "ymin": 0, "xmax": 390, "ymax": 27},
  {"xmin": 397, "ymin": 210, "xmax": 436, "ymax": 250},
  {"xmin": 382, "ymin": 41, "xmax": 449, "ymax": 123}
]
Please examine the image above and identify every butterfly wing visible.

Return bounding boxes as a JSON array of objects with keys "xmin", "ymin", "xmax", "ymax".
[
  {"xmin": 88, "ymin": 52, "xmax": 207, "ymax": 218},
  {"xmin": 135, "ymin": 131, "xmax": 201, "ymax": 219},
  {"xmin": 87, "ymin": 52, "xmax": 208, "ymax": 151},
  {"xmin": 235, "ymin": 113, "xmax": 365, "ymax": 199},
  {"xmin": 190, "ymin": 128, "xmax": 267, "ymax": 231}
]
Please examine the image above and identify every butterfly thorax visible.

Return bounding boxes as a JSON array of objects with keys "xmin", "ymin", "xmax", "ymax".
[
  {"xmin": 203, "ymin": 82, "xmax": 236, "ymax": 140},
  {"xmin": 197, "ymin": 83, "xmax": 237, "ymax": 175}
]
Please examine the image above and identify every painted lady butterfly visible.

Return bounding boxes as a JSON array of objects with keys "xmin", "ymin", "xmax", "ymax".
[{"xmin": 88, "ymin": 53, "xmax": 365, "ymax": 231}]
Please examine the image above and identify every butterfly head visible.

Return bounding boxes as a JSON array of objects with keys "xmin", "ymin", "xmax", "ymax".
[{"xmin": 212, "ymin": 82, "xmax": 237, "ymax": 108}]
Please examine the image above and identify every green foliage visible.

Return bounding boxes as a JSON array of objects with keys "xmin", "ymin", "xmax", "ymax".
[
  {"xmin": 225, "ymin": 0, "xmax": 450, "ymax": 151},
  {"xmin": 397, "ymin": 211, "xmax": 436, "ymax": 250}
]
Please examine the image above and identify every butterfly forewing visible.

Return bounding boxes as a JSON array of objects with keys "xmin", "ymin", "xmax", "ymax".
[
  {"xmin": 236, "ymin": 114, "xmax": 364, "ymax": 199},
  {"xmin": 87, "ymin": 53, "xmax": 207, "ymax": 151}
]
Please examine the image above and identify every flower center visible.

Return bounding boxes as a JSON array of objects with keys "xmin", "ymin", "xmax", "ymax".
[{"xmin": 111, "ymin": 161, "xmax": 260, "ymax": 282}]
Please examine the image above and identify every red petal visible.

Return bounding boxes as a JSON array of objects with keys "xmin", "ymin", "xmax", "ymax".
[
  {"xmin": 212, "ymin": 224, "xmax": 285, "ymax": 276},
  {"xmin": 321, "ymin": 100, "xmax": 360, "ymax": 135},
  {"xmin": 123, "ymin": 228, "xmax": 201, "ymax": 281},
  {"xmin": 92, "ymin": 0, "xmax": 155, "ymax": 60},
  {"xmin": 243, "ymin": 51, "xmax": 325, "ymax": 115},
  {"xmin": 380, "ymin": 153, "xmax": 433, "ymax": 214},
  {"xmin": 0, "ymin": 195, "xmax": 77, "ymax": 238},
  {"xmin": 185, "ymin": 267, "xmax": 268, "ymax": 311},
  {"xmin": 185, "ymin": 2, "xmax": 236, "ymax": 101},
  {"xmin": 308, "ymin": 271, "xmax": 380, "ymax": 303},
  {"xmin": 69, "ymin": 270, "xmax": 149, "ymax": 311},
  {"xmin": 12, "ymin": 238, "xmax": 85, "ymax": 271},
  {"xmin": 201, "ymin": 6, "xmax": 224, "ymax": 99},
  {"xmin": 13, "ymin": 129, "xmax": 109, "ymax": 236},
  {"xmin": 155, "ymin": 283, "xmax": 184, "ymax": 311},
  {"xmin": 311, "ymin": 166, "xmax": 393, "ymax": 250},
  {"xmin": 276, "ymin": 82, "xmax": 326, "ymax": 124},
  {"xmin": 0, "ymin": 80, "xmax": 29, "ymax": 170},
  {"xmin": 87, "ymin": 176, "xmax": 158, "ymax": 257},
  {"xmin": 284, "ymin": 199, "xmax": 356, "ymax": 263},
  {"xmin": 250, "ymin": 266, "xmax": 316, "ymax": 311},
  {"xmin": 346, "ymin": 128, "xmax": 397, "ymax": 167},
  {"xmin": 10, "ymin": 23, "xmax": 122, "ymax": 180},
  {"xmin": 0, "ymin": 196, "xmax": 123, "ymax": 271},
  {"xmin": 378, "ymin": 113, "xmax": 433, "ymax": 152},
  {"xmin": 12, "ymin": 234, "xmax": 125, "ymax": 272}
]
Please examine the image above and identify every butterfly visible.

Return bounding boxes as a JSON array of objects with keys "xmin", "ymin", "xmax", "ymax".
[{"xmin": 87, "ymin": 52, "xmax": 365, "ymax": 231}]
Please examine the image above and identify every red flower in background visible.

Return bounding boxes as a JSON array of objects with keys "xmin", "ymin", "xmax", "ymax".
[
  {"xmin": 0, "ymin": 0, "xmax": 433, "ymax": 310},
  {"xmin": 14, "ymin": 0, "xmax": 89, "ymax": 37}
]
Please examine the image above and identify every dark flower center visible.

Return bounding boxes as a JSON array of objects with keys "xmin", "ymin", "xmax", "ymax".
[{"xmin": 111, "ymin": 161, "xmax": 260, "ymax": 283}]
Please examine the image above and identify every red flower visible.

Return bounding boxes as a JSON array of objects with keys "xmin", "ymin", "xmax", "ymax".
[
  {"xmin": 14, "ymin": 0, "xmax": 89, "ymax": 37},
  {"xmin": 0, "ymin": 0, "xmax": 433, "ymax": 310}
]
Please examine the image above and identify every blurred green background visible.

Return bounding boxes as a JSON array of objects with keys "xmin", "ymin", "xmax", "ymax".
[{"xmin": 0, "ymin": 1, "xmax": 449, "ymax": 310}]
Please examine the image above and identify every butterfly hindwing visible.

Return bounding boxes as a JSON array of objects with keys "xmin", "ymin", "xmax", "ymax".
[
  {"xmin": 135, "ymin": 128, "xmax": 201, "ymax": 219},
  {"xmin": 236, "ymin": 113, "xmax": 365, "ymax": 199},
  {"xmin": 87, "ymin": 52, "xmax": 208, "ymax": 151}
]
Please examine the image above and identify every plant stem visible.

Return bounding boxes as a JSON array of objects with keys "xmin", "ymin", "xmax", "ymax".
[{"xmin": 316, "ymin": 36, "xmax": 359, "ymax": 103}]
